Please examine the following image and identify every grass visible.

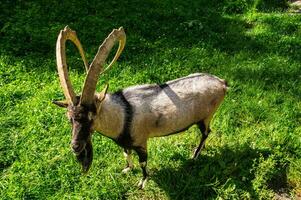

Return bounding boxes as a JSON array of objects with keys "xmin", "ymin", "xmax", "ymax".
[{"xmin": 0, "ymin": 0, "xmax": 301, "ymax": 199}]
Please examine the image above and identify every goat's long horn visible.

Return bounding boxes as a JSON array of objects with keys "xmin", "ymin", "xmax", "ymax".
[
  {"xmin": 80, "ymin": 27, "xmax": 126, "ymax": 106},
  {"xmin": 56, "ymin": 26, "xmax": 89, "ymax": 105}
]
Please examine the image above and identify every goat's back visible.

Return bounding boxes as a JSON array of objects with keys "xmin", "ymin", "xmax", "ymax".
[{"xmin": 123, "ymin": 73, "xmax": 227, "ymax": 139}]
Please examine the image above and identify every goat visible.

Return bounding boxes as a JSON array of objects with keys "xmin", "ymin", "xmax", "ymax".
[{"xmin": 53, "ymin": 26, "xmax": 227, "ymax": 189}]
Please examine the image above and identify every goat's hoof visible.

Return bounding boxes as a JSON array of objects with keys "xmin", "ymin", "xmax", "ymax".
[
  {"xmin": 192, "ymin": 148, "xmax": 200, "ymax": 160},
  {"xmin": 138, "ymin": 177, "xmax": 148, "ymax": 189},
  {"xmin": 122, "ymin": 167, "xmax": 132, "ymax": 174}
]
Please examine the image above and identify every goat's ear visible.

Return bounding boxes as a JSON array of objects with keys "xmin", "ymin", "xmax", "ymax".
[
  {"xmin": 96, "ymin": 83, "xmax": 109, "ymax": 102},
  {"xmin": 52, "ymin": 100, "xmax": 69, "ymax": 108}
]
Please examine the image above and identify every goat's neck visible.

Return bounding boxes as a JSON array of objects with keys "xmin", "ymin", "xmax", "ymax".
[{"xmin": 91, "ymin": 94, "xmax": 124, "ymax": 139}]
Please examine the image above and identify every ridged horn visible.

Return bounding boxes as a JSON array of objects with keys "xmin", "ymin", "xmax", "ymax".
[
  {"xmin": 80, "ymin": 27, "xmax": 126, "ymax": 106},
  {"xmin": 56, "ymin": 26, "xmax": 89, "ymax": 105}
]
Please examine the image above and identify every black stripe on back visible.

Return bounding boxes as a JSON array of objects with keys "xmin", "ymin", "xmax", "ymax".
[{"xmin": 111, "ymin": 90, "xmax": 134, "ymax": 148}]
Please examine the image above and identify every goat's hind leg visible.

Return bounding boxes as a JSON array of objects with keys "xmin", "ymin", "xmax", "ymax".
[
  {"xmin": 134, "ymin": 146, "xmax": 148, "ymax": 189},
  {"xmin": 193, "ymin": 119, "xmax": 211, "ymax": 160},
  {"xmin": 122, "ymin": 148, "xmax": 133, "ymax": 174}
]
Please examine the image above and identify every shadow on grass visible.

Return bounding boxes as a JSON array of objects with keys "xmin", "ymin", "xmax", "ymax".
[
  {"xmin": 1, "ymin": 0, "xmax": 299, "ymax": 63},
  {"xmin": 151, "ymin": 145, "xmax": 288, "ymax": 199},
  {"xmin": 231, "ymin": 64, "xmax": 301, "ymax": 99}
]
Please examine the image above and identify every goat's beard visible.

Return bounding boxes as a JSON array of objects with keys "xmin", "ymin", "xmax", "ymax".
[{"xmin": 76, "ymin": 139, "xmax": 93, "ymax": 173}]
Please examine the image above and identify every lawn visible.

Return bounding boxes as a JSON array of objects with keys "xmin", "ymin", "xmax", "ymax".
[{"xmin": 0, "ymin": 0, "xmax": 301, "ymax": 199}]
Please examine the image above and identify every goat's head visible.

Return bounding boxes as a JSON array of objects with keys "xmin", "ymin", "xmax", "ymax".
[{"xmin": 53, "ymin": 26, "xmax": 126, "ymax": 172}]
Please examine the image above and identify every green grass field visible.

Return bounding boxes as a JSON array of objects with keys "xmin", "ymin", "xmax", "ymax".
[{"xmin": 1, "ymin": 0, "xmax": 301, "ymax": 199}]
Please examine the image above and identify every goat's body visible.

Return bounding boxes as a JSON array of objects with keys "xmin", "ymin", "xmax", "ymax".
[
  {"xmin": 90, "ymin": 72, "xmax": 227, "ymax": 188},
  {"xmin": 92, "ymin": 73, "xmax": 227, "ymax": 148}
]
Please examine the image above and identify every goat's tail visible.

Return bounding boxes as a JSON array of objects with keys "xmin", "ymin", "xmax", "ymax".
[{"xmin": 221, "ymin": 79, "xmax": 229, "ymax": 94}]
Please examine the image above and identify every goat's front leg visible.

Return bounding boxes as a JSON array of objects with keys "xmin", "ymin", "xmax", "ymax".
[
  {"xmin": 122, "ymin": 148, "xmax": 133, "ymax": 174},
  {"xmin": 134, "ymin": 146, "xmax": 148, "ymax": 189}
]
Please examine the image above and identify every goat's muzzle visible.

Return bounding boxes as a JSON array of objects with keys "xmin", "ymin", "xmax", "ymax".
[{"xmin": 71, "ymin": 140, "xmax": 86, "ymax": 155}]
